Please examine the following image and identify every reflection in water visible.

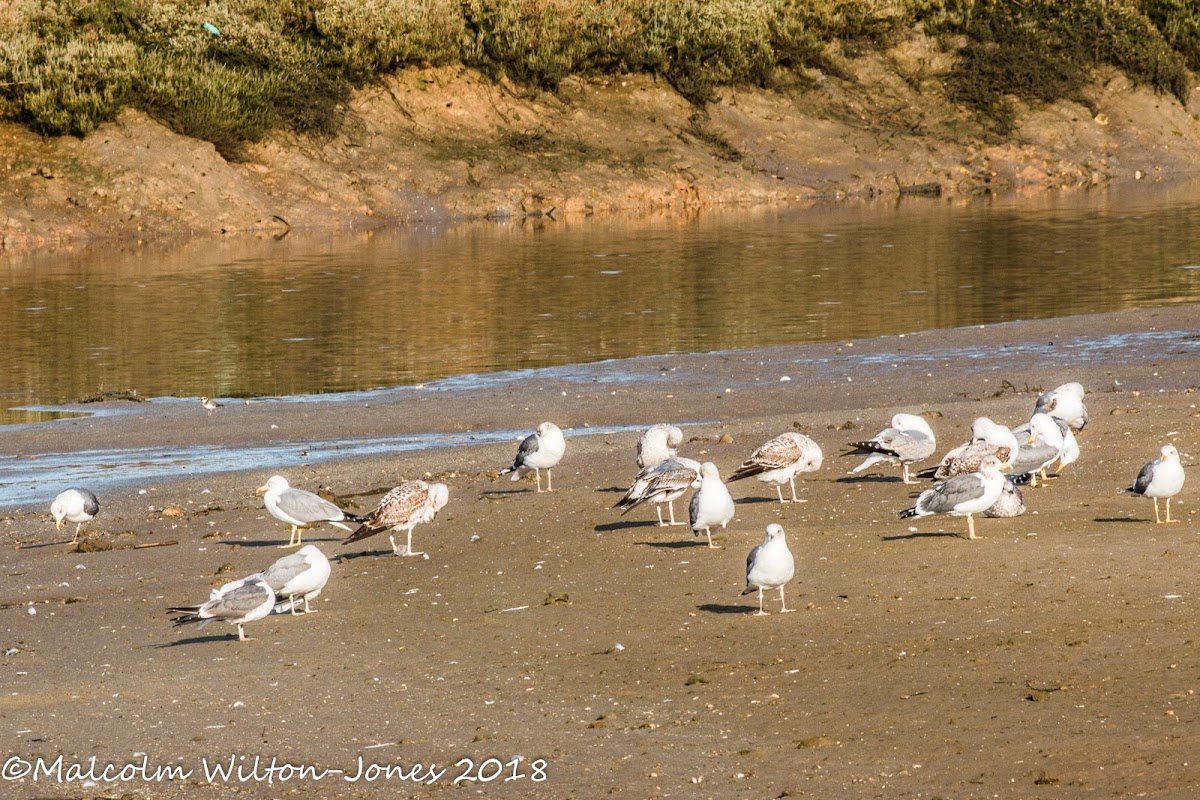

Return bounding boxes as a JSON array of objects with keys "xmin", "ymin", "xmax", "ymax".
[{"xmin": 3, "ymin": 186, "xmax": 1200, "ymax": 420}]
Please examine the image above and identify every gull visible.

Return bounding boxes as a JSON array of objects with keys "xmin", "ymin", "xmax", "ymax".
[
  {"xmin": 1012, "ymin": 415, "xmax": 1079, "ymax": 479},
  {"xmin": 637, "ymin": 424, "xmax": 684, "ymax": 470},
  {"xmin": 343, "ymin": 480, "xmax": 450, "ymax": 557},
  {"xmin": 1034, "ymin": 382, "xmax": 1088, "ymax": 431},
  {"xmin": 614, "ymin": 457, "xmax": 702, "ymax": 526},
  {"xmin": 168, "ymin": 575, "xmax": 275, "ymax": 642},
  {"xmin": 257, "ymin": 475, "xmax": 363, "ymax": 548},
  {"xmin": 1008, "ymin": 413, "xmax": 1065, "ymax": 487},
  {"xmin": 729, "ymin": 432, "xmax": 823, "ymax": 503},
  {"xmin": 848, "ymin": 413, "xmax": 937, "ymax": 484},
  {"xmin": 984, "ymin": 478, "xmax": 1026, "ymax": 518},
  {"xmin": 50, "ymin": 488, "xmax": 100, "ymax": 543},
  {"xmin": 900, "ymin": 455, "xmax": 1009, "ymax": 539},
  {"xmin": 689, "ymin": 462, "xmax": 736, "ymax": 548},
  {"xmin": 201, "ymin": 396, "xmax": 223, "ymax": 415},
  {"xmin": 920, "ymin": 417, "xmax": 1018, "ymax": 480},
  {"xmin": 499, "ymin": 422, "xmax": 566, "ymax": 492},
  {"xmin": 741, "ymin": 524, "xmax": 795, "ymax": 615},
  {"xmin": 1128, "ymin": 445, "xmax": 1186, "ymax": 523},
  {"xmin": 261, "ymin": 545, "xmax": 331, "ymax": 615}
]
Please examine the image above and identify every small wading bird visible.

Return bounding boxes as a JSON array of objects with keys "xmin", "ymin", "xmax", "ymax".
[
  {"xmin": 900, "ymin": 455, "xmax": 1009, "ymax": 540},
  {"xmin": 257, "ymin": 475, "xmax": 364, "ymax": 548},
  {"xmin": 613, "ymin": 457, "xmax": 701, "ymax": 527},
  {"xmin": 742, "ymin": 524, "xmax": 795, "ymax": 616},
  {"xmin": 201, "ymin": 396, "xmax": 223, "ymax": 414},
  {"xmin": 689, "ymin": 462, "xmax": 736, "ymax": 548},
  {"xmin": 499, "ymin": 422, "xmax": 566, "ymax": 493},
  {"xmin": 168, "ymin": 575, "xmax": 275, "ymax": 642},
  {"xmin": 343, "ymin": 480, "xmax": 450, "ymax": 557},
  {"xmin": 729, "ymin": 432, "xmax": 823, "ymax": 503},
  {"xmin": 1128, "ymin": 444, "xmax": 1185, "ymax": 523},
  {"xmin": 847, "ymin": 413, "xmax": 937, "ymax": 484},
  {"xmin": 50, "ymin": 488, "xmax": 100, "ymax": 543},
  {"xmin": 261, "ymin": 545, "xmax": 331, "ymax": 615}
]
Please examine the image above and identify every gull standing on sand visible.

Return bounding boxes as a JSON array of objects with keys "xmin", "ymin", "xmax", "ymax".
[
  {"xmin": 168, "ymin": 575, "xmax": 275, "ymax": 642},
  {"xmin": 614, "ymin": 457, "xmax": 702, "ymax": 526},
  {"xmin": 637, "ymin": 423, "xmax": 684, "ymax": 470},
  {"xmin": 201, "ymin": 396, "xmax": 223, "ymax": 414},
  {"xmin": 1007, "ymin": 413, "xmax": 1065, "ymax": 487},
  {"xmin": 900, "ymin": 455, "xmax": 1009, "ymax": 539},
  {"xmin": 343, "ymin": 480, "xmax": 450, "ymax": 557},
  {"xmin": 1034, "ymin": 382, "xmax": 1088, "ymax": 431},
  {"xmin": 1128, "ymin": 445, "xmax": 1185, "ymax": 523},
  {"xmin": 499, "ymin": 422, "xmax": 566, "ymax": 492},
  {"xmin": 742, "ymin": 524, "xmax": 795, "ymax": 615},
  {"xmin": 689, "ymin": 462, "xmax": 736, "ymax": 548},
  {"xmin": 847, "ymin": 413, "xmax": 937, "ymax": 484},
  {"xmin": 258, "ymin": 475, "xmax": 363, "ymax": 548},
  {"xmin": 921, "ymin": 417, "xmax": 1018, "ymax": 480},
  {"xmin": 729, "ymin": 432, "xmax": 823, "ymax": 503},
  {"xmin": 50, "ymin": 488, "xmax": 99, "ymax": 543},
  {"xmin": 261, "ymin": 544, "xmax": 331, "ymax": 615},
  {"xmin": 1012, "ymin": 415, "xmax": 1079, "ymax": 479}
]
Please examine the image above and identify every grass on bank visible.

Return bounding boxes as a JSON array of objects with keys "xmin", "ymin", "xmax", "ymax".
[{"xmin": 1, "ymin": 0, "xmax": 1198, "ymax": 159}]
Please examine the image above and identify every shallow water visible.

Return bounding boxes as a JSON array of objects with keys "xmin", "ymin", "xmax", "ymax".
[{"xmin": 3, "ymin": 184, "xmax": 1200, "ymax": 424}]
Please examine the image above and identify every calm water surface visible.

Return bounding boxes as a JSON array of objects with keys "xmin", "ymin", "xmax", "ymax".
[{"xmin": 3, "ymin": 186, "xmax": 1200, "ymax": 423}]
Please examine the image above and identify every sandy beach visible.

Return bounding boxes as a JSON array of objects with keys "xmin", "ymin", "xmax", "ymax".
[{"xmin": 1, "ymin": 303, "xmax": 1199, "ymax": 798}]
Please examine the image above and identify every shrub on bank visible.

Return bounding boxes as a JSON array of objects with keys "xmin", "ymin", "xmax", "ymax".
[{"xmin": 0, "ymin": 0, "xmax": 1195, "ymax": 158}]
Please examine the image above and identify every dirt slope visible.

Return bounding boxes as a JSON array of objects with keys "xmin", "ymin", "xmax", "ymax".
[{"xmin": 3, "ymin": 32, "xmax": 1200, "ymax": 250}]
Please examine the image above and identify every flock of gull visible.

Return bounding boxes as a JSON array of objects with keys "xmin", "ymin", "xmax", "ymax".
[{"xmin": 42, "ymin": 381, "xmax": 1187, "ymax": 638}]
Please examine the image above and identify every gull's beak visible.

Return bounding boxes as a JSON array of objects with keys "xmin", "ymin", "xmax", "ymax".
[
  {"xmin": 1000, "ymin": 463, "xmax": 1013, "ymax": 472},
  {"xmin": 55, "ymin": 518, "xmax": 64, "ymax": 529},
  {"xmin": 1027, "ymin": 434, "xmax": 1037, "ymax": 445},
  {"xmin": 255, "ymin": 485, "xmax": 267, "ymax": 495}
]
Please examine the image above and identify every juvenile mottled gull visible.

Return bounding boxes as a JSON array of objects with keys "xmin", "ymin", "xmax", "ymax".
[
  {"xmin": 168, "ymin": 574, "xmax": 275, "ymax": 642},
  {"xmin": 689, "ymin": 462, "xmax": 736, "ymax": 548},
  {"xmin": 499, "ymin": 422, "xmax": 566, "ymax": 492},
  {"xmin": 257, "ymin": 475, "xmax": 363, "ymax": 549},
  {"xmin": 729, "ymin": 432, "xmax": 823, "ymax": 503},
  {"xmin": 50, "ymin": 488, "xmax": 100, "ymax": 543},
  {"xmin": 901, "ymin": 455, "xmax": 1009, "ymax": 539},
  {"xmin": 637, "ymin": 423, "xmax": 684, "ymax": 470},
  {"xmin": 1128, "ymin": 444, "xmax": 1185, "ymax": 523},
  {"xmin": 921, "ymin": 417, "xmax": 1018, "ymax": 480},
  {"xmin": 343, "ymin": 480, "xmax": 450, "ymax": 557},
  {"xmin": 1034, "ymin": 382, "xmax": 1088, "ymax": 432},
  {"xmin": 742, "ymin": 523, "xmax": 795, "ymax": 615},
  {"xmin": 1007, "ymin": 413, "xmax": 1065, "ymax": 487},
  {"xmin": 261, "ymin": 544, "xmax": 331, "ymax": 615},
  {"xmin": 848, "ymin": 413, "xmax": 937, "ymax": 484},
  {"xmin": 614, "ymin": 457, "xmax": 702, "ymax": 526},
  {"xmin": 984, "ymin": 478, "xmax": 1026, "ymax": 518}
]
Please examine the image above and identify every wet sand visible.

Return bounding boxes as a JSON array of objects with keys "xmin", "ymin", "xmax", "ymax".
[{"xmin": 1, "ymin": 304, "xmax": 1199, "ymax": 798}]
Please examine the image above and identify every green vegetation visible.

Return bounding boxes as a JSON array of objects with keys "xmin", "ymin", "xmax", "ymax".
[{"xmin": 1, "ymin": 0, "xmax": 1197, "ymax": 158}]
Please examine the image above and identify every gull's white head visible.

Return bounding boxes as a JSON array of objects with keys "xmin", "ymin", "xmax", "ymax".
[
  {"xmin": 1028, "ymin": 413, "xmax": 1064, "ymax": 446},
  {"xmin": 1161, "ymin": 445, "xmax": 1180, "ymax": 462},
  {"xmin": 50, "ymin": 497, "xmax": 66, "ymax": 528},
  {"xmin": 429, "ymin": 483, "xmax": 450, "ymax": 513},
  {"xmin": 700, "ymin": 462, "xmax": 721, "ymax": 481},
  {"xmin": 257, "ymin": 475, "xmax": 290, "ymax": 495},
  {"xmin": 978, "ymin": 455, "xmax": 1009, "ymax": 475},
  {"xmin": 764, "ymin": 522, "xmax": 786, "ymax": 542}
]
